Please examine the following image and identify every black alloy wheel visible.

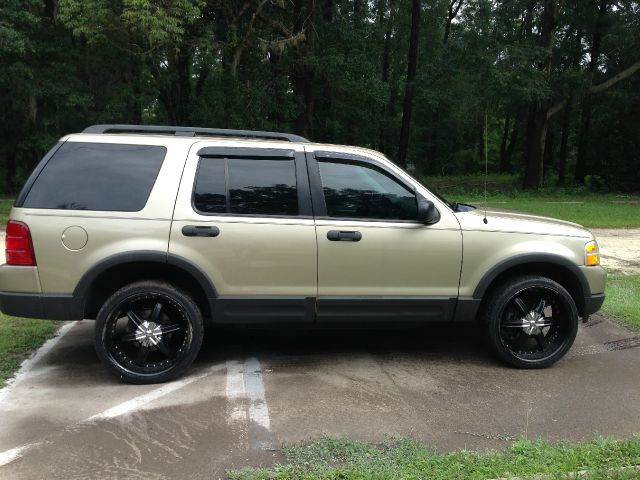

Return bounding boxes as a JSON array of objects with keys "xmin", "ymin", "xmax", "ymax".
[
  {"xmin": 482, "ymin": 275, "xmax": 578, "ymax": 368},
  {"xmin": 95, "ymin": 281, "xmax": 203, "ymax": 384}
]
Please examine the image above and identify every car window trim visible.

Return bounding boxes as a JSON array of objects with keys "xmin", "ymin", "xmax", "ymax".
[{"xmin": 196, "ymin": 146, "xmax": 295, "ymax": 159}]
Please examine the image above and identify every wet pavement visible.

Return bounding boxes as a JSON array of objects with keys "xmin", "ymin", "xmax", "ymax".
[{"xmin": 1, "ymin": 315, "xmax": 639, "ymax": 479}]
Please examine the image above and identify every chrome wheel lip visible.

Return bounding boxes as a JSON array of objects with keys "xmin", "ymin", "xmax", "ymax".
[
  {"xmin": 498, "ymin": 285, "xmax": 570, "ymax": 363},
  {"xmin": 104, "ymin": 292, "xmax": 193, "ymax": 377}
]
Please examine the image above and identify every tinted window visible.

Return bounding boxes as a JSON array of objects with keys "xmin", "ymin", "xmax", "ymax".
[
  {"xmin": 193, "ymin": 160, "xmax": 226, "ymax": 214},
  {"xmin": 318, "ymin": 160, "xmax": 417, "ymax": 220},
  {"xmin": 194, "ymin": 158, "xmax": 298, "ymax": 216},
  {"xmin": 23, "ymin": 142, "xmax": 165, "ymax": 212}
]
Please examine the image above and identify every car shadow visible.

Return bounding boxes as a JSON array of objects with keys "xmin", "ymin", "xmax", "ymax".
[{"xmin": 196, "ymin": 321, "xmax": 502, "ymax": 367}]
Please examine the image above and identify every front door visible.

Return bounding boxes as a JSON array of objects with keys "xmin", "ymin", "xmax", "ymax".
[
  {"xmin": 308, "ymin": 149, "xmax": 463, "ymax": 322},
  {"xmin": 170, "ymin": 143, "xmax": 317, "ymax": 323}
]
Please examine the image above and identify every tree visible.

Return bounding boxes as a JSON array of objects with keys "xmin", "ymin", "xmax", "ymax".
[
  {"xmin": 1, "ymin": 0, "xmax": 639, "ymax": 195},
  {"xmin": 523, "ymin": 0, "xmax": 558, "ymax": 189},
  {"xmin": 398, "ymin": 0, "xmax": 421, "ymax": 168}
]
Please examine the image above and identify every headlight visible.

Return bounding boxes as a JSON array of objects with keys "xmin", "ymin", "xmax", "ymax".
[{"xmin": 585, "ymin": 240, "xmax": 600, "ymax": 266}]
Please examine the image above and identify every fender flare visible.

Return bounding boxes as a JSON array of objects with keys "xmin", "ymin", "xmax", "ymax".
[
  {"xmin": 73, "ymin": 250, "xmax": 218, "ymax": 301},
  {"xmin": 472, "ymin": 253, "xmax": 591, "ymax": 300}
]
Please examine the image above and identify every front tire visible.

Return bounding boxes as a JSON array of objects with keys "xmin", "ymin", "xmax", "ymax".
[
  {"xmin": 481, "ymin": 275, "xmax": 578, "ymax": 368},
  {"xmin": 95, "ymin": 281, "xmax": 204, "ymax": 384}
]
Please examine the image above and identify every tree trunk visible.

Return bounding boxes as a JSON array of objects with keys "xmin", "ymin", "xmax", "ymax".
[
  {"xmin": 499, "ymin": 116, "xmax": 510, "ymax": 172},
  {"xmin": 353, "ymin": 0, "xmax": 364, "ymax": 24},
  {"xmin": 574, "ymin": 1, "xmax": 609, "ymax": 183},
  {"xmin": 268, "ymin": 53, "xmax": 286, "ymax": 129},
  {"xmin": 574, "ymin": 0, "xmax": 609, "ymax": 184},
  {"xmin": 44, "ymin": 0, "xmax": 58, "ymax": 19},
  {"xmin": 544, "ymin": 127, "xmax": 555, "ymax": 179},
  {"xmin": 524, "ymin": 105, "xmax": 549, "ymax": 188},
  {"xmin": 523, "ymin": 0, "xmax": 557, "ymax": 188},
  {"xmin": 443, "ymin": 0, "xmax": 464, "ymax": 45},
  {"xmin": 502, "ymin": 112, "xmax": 521, "ymax": 173},
  {"xmin": 397, "ymin": 0, "xmax": 421, "ymax": 168},
  {"xmin": 175, "ymin": 47, "xmax": 192, "ymax": 125},
  {"xmin": 378, "ymin": 0, "xmax": 395, "ymax": 151},
  {"xmin": 557, "ymin": 101, "xmax": 572, "ymax": 186},
  {"xmin": 292, "ymin": 0, "xmax": 315, "ymax": 139}
]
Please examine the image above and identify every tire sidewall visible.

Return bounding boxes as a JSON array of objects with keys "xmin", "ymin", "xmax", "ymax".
[
  {"xmin": 95, "ymin": 281, "xmax": 204, "ymax": 384},
  {"xmin": 483, "ymin": 276, "xmax": 579, "ymax": 368}
]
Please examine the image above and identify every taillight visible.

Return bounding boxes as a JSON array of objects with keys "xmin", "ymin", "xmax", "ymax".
[{"xmin": 6, "ymin": 220, "xmax": 37, "ymax": 266}]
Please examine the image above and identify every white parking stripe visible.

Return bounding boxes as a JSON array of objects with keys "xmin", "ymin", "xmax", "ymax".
[
  {"xmin": 244, "ymin": 357, "xmax": 271, "ymax": 431},
  {"xmin": 226, "ymin": 360, "xmax": 247, "ymax": 422},
  {"xmin": 0, "ymin": 321, "xmax": 77, "ymax": 404},
  {"xmin": 87, "ymin": 368, "xmax": 216, "ymax": 421},
  {"xmin": 0, "ymin": 443, "xmax": 42, "ymax": 467}
]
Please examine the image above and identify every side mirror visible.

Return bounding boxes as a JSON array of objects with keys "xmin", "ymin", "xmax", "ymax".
[{"xmin": 416, "ymin": 195, "xmax": 440, "ymax": 224}]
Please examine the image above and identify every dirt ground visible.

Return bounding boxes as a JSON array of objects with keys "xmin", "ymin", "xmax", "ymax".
[
  {"xmin": 1, "ymin": 315, "xmax": 639, "ymax": 479},
  {"xmin": 592, "ymin": 228, "xmax": 640, "ymax": 274}
]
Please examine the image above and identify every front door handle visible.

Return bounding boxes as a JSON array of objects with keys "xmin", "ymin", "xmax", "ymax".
[
  {"xmin": 327, "ymin": 230, "xmax": 362, "ymax": 242},
  {"xmin": 182, "ymin": 225, "xmax": 220, "ymax": 237}
]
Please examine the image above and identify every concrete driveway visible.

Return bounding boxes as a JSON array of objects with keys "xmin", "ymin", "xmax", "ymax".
[{"xmin": 0, "ymin": 315, "xmax": 639, "ymax": 479}]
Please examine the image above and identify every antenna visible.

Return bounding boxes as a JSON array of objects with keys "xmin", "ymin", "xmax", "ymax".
[{"xmin": 483, "ymin": 107, "xmax": 488, "ymax": 224}]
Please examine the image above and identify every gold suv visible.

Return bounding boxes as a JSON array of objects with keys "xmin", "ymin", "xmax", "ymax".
[{"xmin": 0, "ymin": 125, "xmax": 606, "ymax": 383}]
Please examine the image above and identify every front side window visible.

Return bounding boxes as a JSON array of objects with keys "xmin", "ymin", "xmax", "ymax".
[
  {"xmin": 23, "ymin": 142, "xmax": 166, "ymax": 212},
  {"xmin": 194, "ymin": 158, "xmax": 298, "ymax": 216},
  {"xmin": 318, "ymin": 160, "xmax": 418, "ymax": 220}
]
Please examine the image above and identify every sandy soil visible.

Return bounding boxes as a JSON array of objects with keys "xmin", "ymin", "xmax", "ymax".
[{"xmin": 592, "ymin": 228, "xmax": 640, "ymax": 274}]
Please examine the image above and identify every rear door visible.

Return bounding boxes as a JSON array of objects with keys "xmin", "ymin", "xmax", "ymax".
[
  {"xmin": 308, "ymin": 149, "xmax": 463, "ymax": 323},
  {"xmin": 169, "ymin": 143, "xmax": 317, "ymax": 323}
]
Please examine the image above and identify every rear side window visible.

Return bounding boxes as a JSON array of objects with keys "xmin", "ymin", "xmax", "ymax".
[
  {"xmin": 23, "ymin": 142, "xmax": 166, "ymax": 212},
  {"xmin": 194, "ymin": 158, "xmax": 298, "ymax": 216}
]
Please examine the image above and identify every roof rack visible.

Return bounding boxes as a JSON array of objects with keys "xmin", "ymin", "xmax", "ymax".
[{"xmin": 82, "ymin": 124, "xmax": 309, "ymax": 143}]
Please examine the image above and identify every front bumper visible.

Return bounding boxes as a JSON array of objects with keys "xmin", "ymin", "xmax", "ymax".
[{"xmin": 583, "ymin": 292, "xmax": 605, "ymax": 316}]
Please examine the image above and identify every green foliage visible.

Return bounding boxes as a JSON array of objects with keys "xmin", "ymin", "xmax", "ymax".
[
  {"xmin": 228, "ymin": 436, "xmax": 640, "ymax": 479},
  {"xmin": 1, "ymin": 0, "xmax": 639, "ymax": 194}
]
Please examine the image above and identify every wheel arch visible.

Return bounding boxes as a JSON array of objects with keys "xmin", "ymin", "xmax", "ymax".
[
  {"xmin": 74, "ymin": 251, "xmax": 217, "ymax": 320},
  {"xmin": 473, "ymin": 254, "xmax": 590, "ymax": 317}
]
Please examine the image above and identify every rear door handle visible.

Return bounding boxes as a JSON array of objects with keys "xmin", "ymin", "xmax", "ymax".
[
  {"xmin": 327, "ymin": 230, "xmax": 362, "ymax": 242},
  {"xmin": 182, "ymin": 225, "xmax": 220, "ymax": 237}
]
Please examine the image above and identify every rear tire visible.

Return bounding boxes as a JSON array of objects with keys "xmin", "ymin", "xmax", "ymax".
[
  {"xmin": 95, "ymin": 281, "xmax": 204, "ymax": 384},
  {"xmin": 480, "ymin": 275, "xmax": 578, "ymax": 368}
]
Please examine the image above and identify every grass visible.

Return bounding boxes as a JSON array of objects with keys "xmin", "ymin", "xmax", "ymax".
[
  {"xmin": 450, "ymin": 193, "xmax": 640, "ymax": 229},
  {"xmin": 228, "ymin": 436, "xmax": 640, "ymax": 479},
  {"xmin": 420, "ymin": 174, "xmax": 640, "ymax": 228},
  {"xmin": 0, "ymin": 312, "xmax": 59, "ymax": 386},
  {"xmin": 602, "ymin": 272, "xmax": 640, "ymax": 330},
  {"xmin": 0, "ymin": 198, "xmax": 13, "ymax": 226}
]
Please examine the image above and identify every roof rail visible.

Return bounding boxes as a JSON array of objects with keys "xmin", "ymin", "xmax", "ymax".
[{"xmin": 82, "ymin": 124, "xmax": 309, "ymax": 143}]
